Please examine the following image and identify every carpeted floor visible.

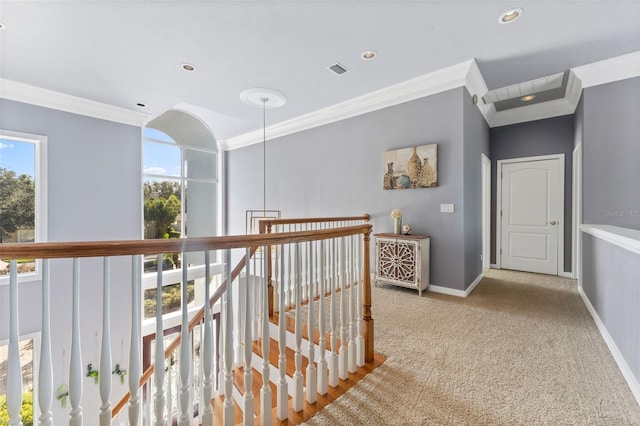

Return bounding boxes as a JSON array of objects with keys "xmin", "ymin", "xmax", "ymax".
[{"xmin": 302, "ymin": 269, "xmax": 640, "ymax": 425}]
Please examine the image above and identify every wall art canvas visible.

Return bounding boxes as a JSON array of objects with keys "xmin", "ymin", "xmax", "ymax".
[{"xmin": 383, "ymin": 144, "xmax": 438, "ymax": 190}]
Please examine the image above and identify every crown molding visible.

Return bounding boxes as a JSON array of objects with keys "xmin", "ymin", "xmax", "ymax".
[
  {"xmin": 572, "ymin": 51, "xmax": 640, "ymax": 89},
  {"xmin": 223, "ymin": 60, "xmax": 474, "ymax": 150},
  {"xmin": 0, "ymin": 78, "xmax": 149, "ymax": 127},
  {"xmin": 487, "ymin": 71, "xmax": 582, "ymax": 128}
]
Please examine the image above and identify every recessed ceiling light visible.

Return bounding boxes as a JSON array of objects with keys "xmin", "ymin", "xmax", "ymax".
[
  {"xmin": 499, "ymin": 8, "xmax": 523, "ymax": 24},
  {"xmin": 520, "ymin": 95, "xmax": 536, "ymax": 102},
  {"xmin": 136, "ymin": 102, "xmax": 147, "ymax": 108},
  {"xmin": 361, "ymin": 50, "xmax": 377, "ymax": 60},
  {"xmin": 181, "ymin": 63, "xmax": 196, "ymax": 72}
]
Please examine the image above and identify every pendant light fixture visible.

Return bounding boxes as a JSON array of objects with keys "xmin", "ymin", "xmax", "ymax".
[{"xmin": 240, "ymin": 87, "xmax": 287, "ymax": 233}]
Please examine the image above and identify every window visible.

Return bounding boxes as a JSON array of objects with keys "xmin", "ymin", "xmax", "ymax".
[
  {"xmin": 0, "ymin": 130, "xmax": 47, "ymax": 282},
  {"xmin": 142, "ymin": 122, "xmax": 220, "ymax": 329}
]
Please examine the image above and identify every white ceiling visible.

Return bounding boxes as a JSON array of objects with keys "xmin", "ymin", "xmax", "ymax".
[{"xmin": 1, "ymin": 1, "xmax": 639, "ymax": 143}]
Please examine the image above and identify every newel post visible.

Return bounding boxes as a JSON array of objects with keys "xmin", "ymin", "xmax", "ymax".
[{"xmin": 362, "ymin": 230, "xmax": 374, "ymax": 362}]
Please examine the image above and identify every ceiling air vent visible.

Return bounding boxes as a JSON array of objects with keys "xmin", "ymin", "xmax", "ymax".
[{"xmin": 328, "ymin": 62, "xmax": 349, "ymax": 75}]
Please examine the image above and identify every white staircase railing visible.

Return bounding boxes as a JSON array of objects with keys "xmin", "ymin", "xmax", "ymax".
[{"xmin": 0, "ymin": 216, "xmax": 373, "ymax": 425}]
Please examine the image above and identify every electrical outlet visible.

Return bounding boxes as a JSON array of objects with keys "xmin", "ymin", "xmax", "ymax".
[{"xmin": 440, "ymin": 203, "xmax": 455, "ymax": 213}]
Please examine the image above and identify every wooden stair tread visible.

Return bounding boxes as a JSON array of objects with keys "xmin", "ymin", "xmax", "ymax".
[{"xmin": 208, "ymin": 347, "xmax": 385, "ymax": 425}]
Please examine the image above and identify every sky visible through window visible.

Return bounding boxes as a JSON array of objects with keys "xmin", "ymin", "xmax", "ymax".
[
  {"xmin": 143, "ymin": 128, "xmax": 180, "ymax": 177},
  {"xmin": 0, "ymin": 139, "xmax": 34, "ymax": 177}
]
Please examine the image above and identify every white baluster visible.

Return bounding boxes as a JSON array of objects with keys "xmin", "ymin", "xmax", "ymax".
[
  {"xmin": 7, "ymin": 260, "xmax": 23, "ymax": 426},
  {"xmin": 306, "ymin": 242, "xmax": 317, "ymax": 403},
  {"xmin": 273, "ymin": 244, "xmax": 280, "ymax": 314},
  {"xmin": 339, "ymin": 238, "xmax": 348, "ymax": 380},
  {"xmin": 39, "ymin": 259, "xmax": 54, "ymax": 426},
  {"xmin": 153, "ymin": 254, "xmax": 166, "ymax": 425},
  {"xmin": 276, "ymin": 245, "xmax": 288, "ymax": 421},
  {"xmin": 356, "ymin": 235, "xmax": 365, "ymax": 367},
  {"xmin": 287, "ymin": 233, "xmax": 293, "ymax": 308},
  {"xmin": 166, "ymin": 358, "xmax": 173, "ymax": 426},
  {"xmin": 129, "ymin": 255, "xmax": 141, "ymax": 426},
  {"xmin": 292, "ymin": 243, "xmax": 304, "ymax": 412},
  {"xmin": 317, "ymin": 241, "xmax": 328, "ymax": 395},
  {"xmin": 348, "ymin": 236, "xmax": 357, "ymax": 373},
  {"xmin": 100, "ymin": 258, "xmax": 113, "ymax": 425},
  {"xmin": 69, "ymin": 258, "xmax": 83, "ymax": 426},
  {"xmin": 223, "ymin": 250, "xmax": 235, "ymax": 426},
  {"xmin": 178, "ymin": 252, "xmax": 191, "ymax": 425},
  {"xmin": 243, "ymin": 248, "xmax": 254, "ymax": 425},
  {"xmin": 328, "ymin": 239, "xmax": 338, "ymax": 388},
  {"xmin": 201, "ymin": 252, "xmax": 213, "ymax": 426},
  {"xmin": 261, "ymin": 246, "xmax": 272, "ymax": 426}
]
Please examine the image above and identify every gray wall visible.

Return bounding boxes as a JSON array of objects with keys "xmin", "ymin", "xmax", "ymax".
[
  {"xmin": 463, "ymin": 90, "xmax": 490, "ymax": 285},
  {"xmin": 0, "ymin": 99, "xmax": 142, "ymax": 420},
  {"xmin": 227, "ymin": 87, "xmax": 486, "ymax": 291},
  {"xmin": 489, "ymin": 115, "xmax": 575, "ymax": 271},
  {"xmin": 581, "ymin": 233, "xmax": 640, "ymax": 388},
  {"xmin": 582, "ymin": 76, "xmax": 640, "ymax": 230},
  {"xmin": 578, "ymin": 77, "xmax": 640, "ymax": 399}
]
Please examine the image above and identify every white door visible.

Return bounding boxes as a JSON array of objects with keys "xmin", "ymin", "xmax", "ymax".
[{"xmin": 500, "ymin": 158, "xmax": 561, "ymax": 275}]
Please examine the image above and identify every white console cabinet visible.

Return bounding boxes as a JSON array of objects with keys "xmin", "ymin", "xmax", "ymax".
[{"xmin": 374, "ymin": 233, "xmax": 430, "ymax": 296}]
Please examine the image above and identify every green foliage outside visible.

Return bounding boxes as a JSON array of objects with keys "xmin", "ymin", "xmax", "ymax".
[
  {"xmin": 143, "ymin": 181, "xmax": 182, "ymax": 240},
  {"xmin": 0, "ymin": 391, "xmax": 34, "ymax": 426},
  {"xmin": 144, "ymin": 194, "xmax": 181, "ymax": 239},
  {"xmin": 0, "ymin": 167, "xmax": 35, "ymax": 243},
  {"xmin": 143, "ymin": 180, "xmax": 181, "ymax": 201},
  {"xmin": 144, "ymin": 280, "xmax": 195, "ymax": 318}
]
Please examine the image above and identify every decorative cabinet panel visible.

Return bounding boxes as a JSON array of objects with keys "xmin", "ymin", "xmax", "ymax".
[{"xmin": 374, "ymin": 234, "xmax": 430, "ymax": 296}]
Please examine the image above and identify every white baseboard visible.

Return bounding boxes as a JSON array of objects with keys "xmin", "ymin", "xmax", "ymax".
[
  {"xmin": 429, "ymin": 273, "xmax": 484, "ymax": 298},
  {"xmin": 578, "ymin": 285, "xmax": 640, "ymax": 405},
  {"xmin": 559, "ymin": 271, "xmax": 575, "ymax": 279},
  {"xmin": 465, "ymin": 273, "xmax": 483, "ymax": 296},
  {"xmin": 490, "ymin": 264, "xmax": 499, "ymax": 269},
  {"xmin": 428, "ymin": 284, "xmax": 467, "ymax": 297}
]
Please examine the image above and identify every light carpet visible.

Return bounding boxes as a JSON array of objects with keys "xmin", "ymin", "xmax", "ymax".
[{"xmin": 302, "ymin": 269, "xmax": 640, "ymax": 425}]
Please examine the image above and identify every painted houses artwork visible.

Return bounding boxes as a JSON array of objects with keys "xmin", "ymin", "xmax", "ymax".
[{"xmin": 383, "ymin": 143, "xmax": 438, "ymax": 190}]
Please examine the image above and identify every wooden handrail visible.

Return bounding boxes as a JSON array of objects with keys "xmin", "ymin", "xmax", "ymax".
[
  {"xmin": 111, "ymin": 246, "xmax": 259, "ymax": 418},
  {"xmin": 0, "ymin": 224, "xmax": 371, "ymax": 259},
  {"xmin": 258, "ymin": 214, "xmax": 369, "ymax": 232}
]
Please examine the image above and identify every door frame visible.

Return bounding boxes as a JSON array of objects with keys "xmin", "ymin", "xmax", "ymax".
[
  {"xmin": 572, "ymin": 143, "xmax": 582, "ymax": 280},
  {"xmin": 481, "ymin": 154, "xmax": 491, "ymax": 270},
  {"xmin": 496, "ymin": 154, "xmax": 565, "ymax": 275}
]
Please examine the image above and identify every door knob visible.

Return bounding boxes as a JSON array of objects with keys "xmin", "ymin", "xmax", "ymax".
[{"xmin": 549, "ymin": 220, "xmax": 557, "ymax": 225}]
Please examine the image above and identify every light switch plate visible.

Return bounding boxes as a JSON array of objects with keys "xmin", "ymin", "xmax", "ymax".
[{"xmin": 440, "ymin": 203, "xmax": 455, "ymax": 213}]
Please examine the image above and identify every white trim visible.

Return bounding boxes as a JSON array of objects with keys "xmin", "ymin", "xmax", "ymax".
[
  {"xmin": 559, "ymin": 272, "xmax": 574, "ymax": 279},
  {"xmin": 224, "ymin": 60, "xmax": 473, "ymax": 150},
  {"xmin": 428, "ymin": 273, "xmax": 483, "ymax": 298},
  {"xmin": 490, "ymin": 263, "xmax": 499, "ymax": 269},
  {"xmin": 428, "ymin": 284, "xmax": 467, "ymax": 298},
  {"xmin": 465, "ymin": 59, "xmax": 493, "ymax": 124},
  {"xmin": 572, "ymin": 51, "xmax": 640, "ymax": 89},
  {"xmin": 465, "ymin": 273, "xmax": 484, "ymax": 296},
  {"xmin": 578, "ymin": 285, "xmax": 640, "ymax": 405},
  {"xmin": 572, "ymin": 142, "xmax": 582, "ymax": 280},
  {"xmin": 580, "ymin": 225, "xmax": 640, "ymax": 256},
  {"xmin": 1, "ymin": 78, "xmax": 149, "ymax": 127},
  {"xmin": 496, "ymin": 154, "xmax": 565, "ymax": 275},
  {"xmin": 481, "ymin": 154, "xmax": 491, "ymax": 270}
]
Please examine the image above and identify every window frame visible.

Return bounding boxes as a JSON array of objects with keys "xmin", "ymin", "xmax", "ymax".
[
  {"xmin": 142, "ymin": 134, "xmax": 219, "ymax": 239},
  {"xmin": 0, "ymin": 130, "xmax": 48, "ymax": 286}
]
